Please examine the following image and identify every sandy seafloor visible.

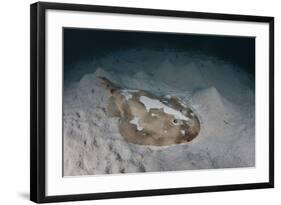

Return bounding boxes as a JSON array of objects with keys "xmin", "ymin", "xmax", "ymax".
[{"xmin": 63, "ymin": 50, "xmax": 255, "ymax": 176}]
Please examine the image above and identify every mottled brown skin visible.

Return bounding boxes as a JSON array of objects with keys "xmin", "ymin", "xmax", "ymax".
[{"xmin": 99, "ymin": 77, "xmax": 200, "ymax": 146}]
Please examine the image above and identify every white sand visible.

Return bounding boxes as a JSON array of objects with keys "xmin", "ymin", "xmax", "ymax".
[
  {"xmin": 140, "ymin": 96, "xmax": 190, "ymax": 121},
  {"xmin": 130, "ymin": 117, "xmax": 143, "ymax": 131},
  {"xmin": 63, "ymin": 50, "xmax": 255, "ymax": 176}
]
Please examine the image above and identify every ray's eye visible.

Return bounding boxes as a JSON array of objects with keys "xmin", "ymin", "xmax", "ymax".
[{"xmin": 172, "ymin": 119, "xmax": 183, "ymax": 126}]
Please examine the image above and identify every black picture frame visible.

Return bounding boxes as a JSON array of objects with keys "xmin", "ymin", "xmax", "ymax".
[{"xmin": 30, "ymin": 2, "xmax": 274, "ymax": 203}]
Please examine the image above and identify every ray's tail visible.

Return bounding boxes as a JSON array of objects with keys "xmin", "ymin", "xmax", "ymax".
[{"xmin": 98, "ymin": 76, "xmax": 120, "ymax": 95}]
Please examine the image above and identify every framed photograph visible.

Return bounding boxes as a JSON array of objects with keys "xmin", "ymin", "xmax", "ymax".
[{"xmin": 30, "ymin": 2, "xmax": 274, "ymax": 203}]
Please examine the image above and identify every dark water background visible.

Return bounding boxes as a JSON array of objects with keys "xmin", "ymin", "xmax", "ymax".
[{"xmin": 63, "ymin": 28, "xmax": 255, "ymax": 87}]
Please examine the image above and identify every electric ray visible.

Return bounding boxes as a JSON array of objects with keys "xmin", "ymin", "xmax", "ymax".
[{"xmin": 99, "ymin": 77, "xmax": 200, "ymax": 146}]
